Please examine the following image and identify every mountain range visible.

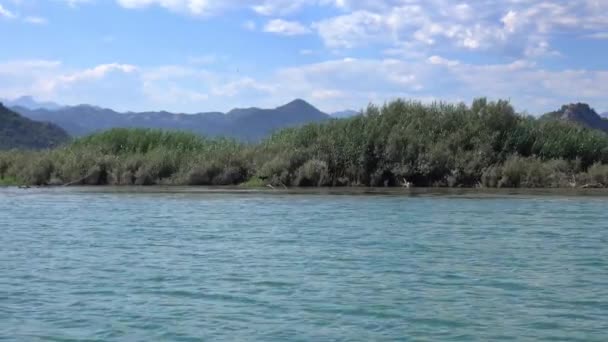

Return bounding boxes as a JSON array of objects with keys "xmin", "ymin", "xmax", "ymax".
[
  {"xmin": 11, "ymin": 99, "xmax": 331, "ymax": 142},
  {"xmin": 1, "ymin": 96, "xmax": 63, "ymax": 111},
  {"xmin": 541, "ymin": 103, "xmax": 608, "ymax": 133},
  {"xmin": 0, "ymin": 103, "xmax": 69, "ymax": 150},
  {"xmin": 4, "ymin": 95, "xmax": 608, "ymax": 150},
  {"xmin": 330, "ymin": 110, "xmax": 360, "ymax": 118}
]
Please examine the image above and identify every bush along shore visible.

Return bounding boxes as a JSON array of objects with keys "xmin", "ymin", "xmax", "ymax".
[{"xmin": 2, "ymin": 98, "xmax": 608, "ymax": 188}]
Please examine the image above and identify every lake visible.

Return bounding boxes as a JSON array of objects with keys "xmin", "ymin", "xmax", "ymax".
[{"xmin": 1, "ymin": 187, "xmax": 607, "ymax": 341}]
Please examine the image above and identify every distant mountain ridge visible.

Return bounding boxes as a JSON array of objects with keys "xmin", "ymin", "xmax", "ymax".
[
  {"xmin": 0, "ymin": 103, "xmax": 70, "ymax": 150},
  {"xmin": 331, "ymin": 110, "xmax": 359, "ymax": 118},
  {"xmin": 11, "ymin": 99, "xmax": 330, "ymax": 141},
  {"xmin": 1, "ymin": 96, "xmax": 63, "ymax": 110},
  {"xmin": 542, "ymin": 103, "xmax": 608, "ymax": 133}
]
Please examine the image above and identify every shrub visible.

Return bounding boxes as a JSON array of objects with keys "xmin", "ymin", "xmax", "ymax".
[
  {"xmin": 295, "ymin": 159, "xmax": 330, "ymax": 186},
  {"xmin": 587, "ymin": 163, "xmax": 608, "ymax": 186},
  {"xmin": 481, "ymin": 165, "xmax": 502, "ymax": 188}
]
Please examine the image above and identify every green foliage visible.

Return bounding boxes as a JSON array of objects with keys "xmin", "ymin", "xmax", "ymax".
[
  {"xmin": 587, "ymin": 163, "xmax": 608, "ymax": 186},
  {"xmin": 2, "ymin": 98, "xmax": 608, "ymax": 188},
  {"xmin": 240, "ymin": 177, "xmax": 266, "ymax": 188},
  {"xmin": 0, "ymin": 176, "xmax": 19, "ymax": 186},
  {"xmin": 0, "ymin": 103, "xmax": 70, "ymax": 150}
]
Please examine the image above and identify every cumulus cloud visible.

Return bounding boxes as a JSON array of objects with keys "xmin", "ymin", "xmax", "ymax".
[
  {"xmin": 264, "ymin": 19, "xmax": 311, "ymax": 36},
  {"xmin": 586, "ymin": 32, "xmax": 608, "ymax": 39},
  {"xmin": 311, "ymin": 0, "xmax": 608, "ymax": 59},
  {"xmin": 58, "ymin": 63, "xmax": 137, "ymax": 84},
  {"xmin": 52, "ymin": 0, "xmax": 608, "ymax": 60},
  {"xmin": 2, "ymin": 55, "xmax": 607, "ymax": 114},
  {"xmin": 3, "ymin": 0, "xmax": 608, "ymax": 113},
  {"xmin": 0, "ymin": 4, "xmax": 16, "ymax": 18},
  {"xmin": 0, "ymin": 61, "xmax": 138, "ymax": 101},
  {"xmin": 115, "ymin": 0, "xmax": 228, "ymax": 16}
]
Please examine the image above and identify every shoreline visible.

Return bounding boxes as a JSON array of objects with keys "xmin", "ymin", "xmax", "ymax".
[{"xmin": 3, "ymin": 185, "xmax": 608, "ymax": 197}]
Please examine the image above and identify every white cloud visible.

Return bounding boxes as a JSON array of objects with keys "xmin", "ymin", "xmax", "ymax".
[
  {"xmin": 115, "ymin": 0, "xmax": 226, "ymax": 16},
  {"xmin": 586, "ymin": 32, "xmax": 608, "ymax": 39},
  {"xmin": 24, "ymin": 16, "xmax": 47, "ymax": 24},
  {"xmin": 0, "ymin": 61, "xmax": 138, "ymax": 101},
  {"xmin": 58, "ymin": 63, "xmax": 137, "ymax": 84},
  {"xmin": 0, "ymin": 56, "xmax": 606, "ymax": 114},
  {"xmin": 315, "ymin": 11, "xmax": 388, "ymax": 48},
  {"xmin": 251, "ymin": 0, "xmax": 311, "ymax": 16},
  {"xmin": 263, "ymin": 19, "xmax": 311, "ymax": 36},
  {"xmin": 211, "ymin": 77, "xmax": 275, "ymax": 97},
  {"xmin": 309, "ymin": 0, "xmax": 608, "ymax": 59},
  {"xmin": 428, "ymin": 55, "xmax": 459, "ymax": 67},
  {"xmin": 63, "ymin": 0, "xmax": 93, "ymax": 7},
  {"xmin": 0, "ymin": 4, "xmax": 16, "ymax": 18},
  {"xmin": 47, "ymin": 0, "xmax": 606, "ymax": 61}
]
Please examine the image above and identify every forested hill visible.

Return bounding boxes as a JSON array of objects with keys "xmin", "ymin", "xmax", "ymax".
[
  {"xmin": 542, "ymin": 103, "xmax": 608, "ymax": 133},
  {"xmin": 12, "ymin": 99, "xmax": 330, "ymax": 141},
  {"xmin": 0, "ymin": 103, "xmax": 70, "ymax": 150}
]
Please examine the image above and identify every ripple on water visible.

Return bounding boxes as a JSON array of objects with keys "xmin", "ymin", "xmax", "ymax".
[{"xmin": 1, "ymin": 189, "xmax": 608, "ymax": 341}]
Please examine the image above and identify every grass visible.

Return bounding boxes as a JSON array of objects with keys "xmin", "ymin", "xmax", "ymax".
[
  {"xmin": 0, "ymin": 176, "xmax": 20, "ymax": 186},
  {"xmin": 239, "ymin": 177, "xmax": 267, "ymax": 188}
]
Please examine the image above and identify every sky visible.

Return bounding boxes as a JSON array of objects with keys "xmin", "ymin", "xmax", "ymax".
[{"xmin": 0, "ymin": 0, "xmax": 607, "ymax": 114}]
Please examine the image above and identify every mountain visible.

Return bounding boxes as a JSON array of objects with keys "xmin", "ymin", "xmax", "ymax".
[
  {"xmin": 601, "ymin": 112, "xmax": 608, "ymax": 119},
  {"xmin": 331, "ymin": 110, "xmax": 359, "ymax": 118},
  {"xmin": 0, "ymin": 103, "xmax": 70, "ymax": 150},
  {"xmin": 1, "ymin": 96, "xmax": 63, "ymax": 110},
  {"xmin": 11, "ymin": 99, "xmax": 331, "ymax": 141},
  {"xmin": 542, "ymin": 103, "xmax": 608, "ymax": 133}
]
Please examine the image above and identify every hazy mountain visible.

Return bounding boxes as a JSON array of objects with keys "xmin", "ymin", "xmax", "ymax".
[
  {"xmin": 331, "ymin": 110, "xmax": 359, "ymax": 118},
  {"xmin": 1, "ymin": 96, "xmax": 63, "ymax": 110},
  {"xmin": 542, "ymin": 103, "xmax": 608, "ymax": 133},
  {"xmin": 0, "ymin": 103, "xmax": 70, "ymax": 150},
  {"xmin": 11, "ymin": 99, "xmax": 330, "ymax": 141},
  {"xmin": 601, "ymin": 112, "xmax": 608, "ymax": 119}
]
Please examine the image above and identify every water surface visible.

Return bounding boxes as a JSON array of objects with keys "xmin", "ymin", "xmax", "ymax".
[{"xmin": 1, "ymin": 187, "xmax": 607, "ymax": 341}]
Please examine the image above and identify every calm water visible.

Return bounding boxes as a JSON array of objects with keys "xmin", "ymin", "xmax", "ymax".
[{"xmin": 1, "ymin": 187, "xmax": 608, "ymax": 341}]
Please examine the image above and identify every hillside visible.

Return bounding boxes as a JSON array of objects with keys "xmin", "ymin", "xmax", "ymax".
[
  {"xmin": 12, "ymin": 99, "xmax": 331, "ymax": 141},
  {"xmin": 0, "ymin": 103, "xmax": 70, "ymax": 150},
  {"xmin": 542, "ymin": 103, "xmax": 608, "ymax": 133},
  {"xmin": 0, "ymin": 96, "xmax": 63, "ymax": 110}
]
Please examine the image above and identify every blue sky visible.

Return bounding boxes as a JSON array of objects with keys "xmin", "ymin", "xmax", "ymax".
[{"xmin": 0, "ymin": 0, "xmax": 607, "ymax": 114}]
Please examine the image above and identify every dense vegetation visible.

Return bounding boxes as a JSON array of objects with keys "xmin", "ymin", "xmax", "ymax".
[
  {"xmin": 2, "ymin": 98, "xmax": 608, "ymax": 188},
  {"xmin": 0, "ymin": 103, "xmax": 69, "ymax": 150}
]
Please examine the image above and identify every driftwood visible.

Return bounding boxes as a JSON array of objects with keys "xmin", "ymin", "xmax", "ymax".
[
  {"xmin": 63, "ymin": 169, "xmax": 100, "ymax": 186},
  {"xmin": 581, "ymin": 183, "xmax": 603, "ymax": 189},
  {"xmin": 266, "ymin": 183, "xmax": 288, "ymax": 190}
]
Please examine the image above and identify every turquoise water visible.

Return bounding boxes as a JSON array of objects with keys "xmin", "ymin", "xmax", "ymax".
[{"xmin": 1, "ymin": 188, "xmax": 608, "ymax": 341}]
